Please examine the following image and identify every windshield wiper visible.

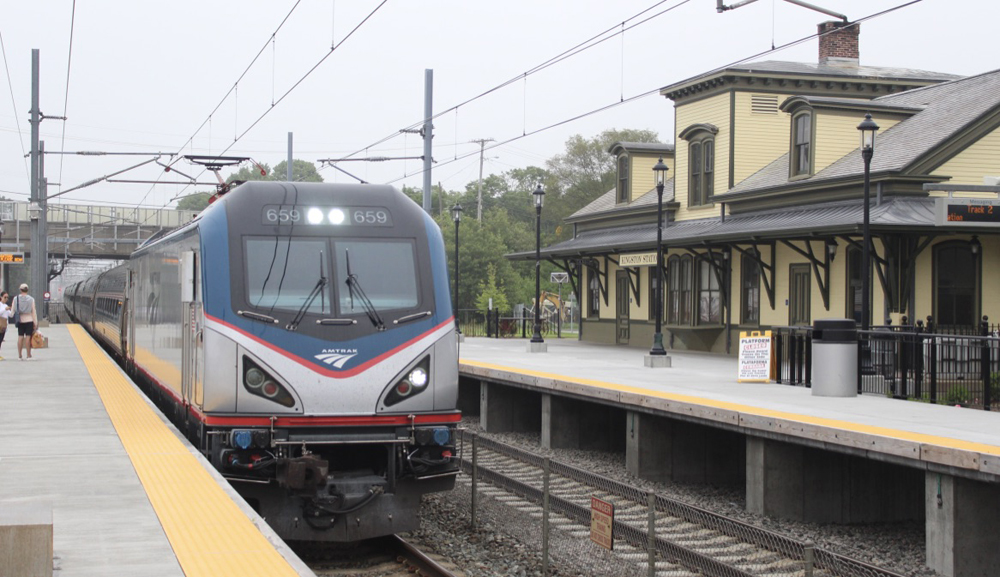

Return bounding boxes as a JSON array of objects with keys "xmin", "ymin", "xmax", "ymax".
[
  {"xmin": 286, "ymin": 251, "xmax": 327, "ymax": 331},
  {"xmin": 345, "ymin": 249, "xmax": 385, "ymax": 331}
]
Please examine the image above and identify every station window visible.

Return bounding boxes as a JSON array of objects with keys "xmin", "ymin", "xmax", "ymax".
[
  {"xmin": 934, "ymin": 241, "xmax": 979, "ymax": 329},
  {"xmin": 667, "ymin": 255, "xmax": 692, "ymax": 325},
  {"xmin": 616, "ymin": 155, "xmax": 629, "ymax": 204},
  {"xmin": 741, "ymin": 251, "xmax": 760, "ymax": 325},
  {"xmin": 698, "ymin": 257, "xmax": 722, "ymax": 325},
  {"xmin": 790, "ymin": 111, "xmax": 813, "ymax": 177}
]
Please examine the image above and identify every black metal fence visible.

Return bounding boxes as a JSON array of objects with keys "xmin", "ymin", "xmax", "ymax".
[
  {"xmin": 456, "ymin": 308, "xmax": 555, "ymax": 339},
  {"xmin": 773, "ymin": 318, "xmax": 998, "ymax": 410}
]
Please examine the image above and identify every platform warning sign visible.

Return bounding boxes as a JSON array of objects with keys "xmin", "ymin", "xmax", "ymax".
[
  {"xmin": 590, "ymin": 496, "xmax": 614, "ymax": 550},
  {"xmin": 738, "ymin": 331, "xmax": 772, "ymax": 382}
]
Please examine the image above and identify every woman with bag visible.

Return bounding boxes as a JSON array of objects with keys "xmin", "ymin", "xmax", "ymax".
[
  {"xmin": 13, "ymin": 284, "xmax": 37, "ymax": 360},
  {"xmin": 0, "ymin": 291, "xmax": 10, "ymax": 360}
]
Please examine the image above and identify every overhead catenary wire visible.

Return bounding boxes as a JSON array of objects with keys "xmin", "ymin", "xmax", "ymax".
[
  {"xmin": 0, "ymin": 29, "xmax": 29, "ymax": 181},
  {"xmin": 131, "ymin": 0, "xmax": 388, "ymax": 224},
  {"xmin": 338, "ymin": 0, "xmax": 693, "ymax": 165},
  {"xmin": 55, "ymin": 0, "xmax": 78, "ymax": 199},
  {"xmin": 383, "ymin": 0, "xmax": 925, "ymax": 186}
]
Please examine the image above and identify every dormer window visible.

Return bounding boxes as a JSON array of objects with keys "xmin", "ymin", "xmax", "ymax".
[
  {"xmin": 617, "ymin": 155, "xmax": 629, "ymax": 203},
  {"xmin": 679, "ymin": 124, "xmax": 718, "ymax": 208},
  {"xmin": 791, "ymin": 111, "xmax": 813, "ymax": 177}
]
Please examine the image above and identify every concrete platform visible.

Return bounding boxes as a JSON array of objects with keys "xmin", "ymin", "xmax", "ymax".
[
  {"xmin": 0, "ymin": 325, "xmax": 314, "ymax": 577},
  {"xmin": 458, "ymin": 337, "xmax": 1000, "ymax": 475},
  {"xmin": 457, "ymin": 337, "xmax": 1000, "ymax": 577}
]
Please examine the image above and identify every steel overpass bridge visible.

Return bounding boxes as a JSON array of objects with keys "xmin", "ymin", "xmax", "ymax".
[{"xmin": 0, "ymin": 201, "xmax": 199, "ymax": 302}]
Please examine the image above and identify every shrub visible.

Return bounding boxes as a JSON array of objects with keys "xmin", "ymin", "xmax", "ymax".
[{"xmin": 945, "ymin": 385, "xmax": 970, "ymax": 406}]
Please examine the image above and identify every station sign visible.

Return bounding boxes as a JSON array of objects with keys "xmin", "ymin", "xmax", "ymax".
[
  {"xmin": 590, "ymin": 497, "xmax": 614, "ymax": 550},
  {"xmin": 935, "ymin": 198, "xmax": 1000, "ymax": 226},
  {"xmin": 619, "ymin": 252, "xmax": 657, "ymax": 267},
  {"xmin": 0, "ymin": 252, "xmax": 25, "ymax": 263}
]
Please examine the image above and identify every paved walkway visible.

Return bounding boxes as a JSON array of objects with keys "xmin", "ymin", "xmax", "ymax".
[{"xmin": 0, "ymin": 325, "xmax": 313, "ymax": 577}]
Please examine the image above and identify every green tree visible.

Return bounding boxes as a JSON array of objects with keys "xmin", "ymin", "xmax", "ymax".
[
  {"xmin": 175, "ymin": 192, "xmax": 211, "ymax": 212},
  {"xmin": 545, "ymin": 128, "xmax": 660, "ymax": 237},
  {"xmin": 274, "ymin": 159, "xmax": 323, "ymax": 183},
  {"xmin": 476, "ymin": 263, "xmax": 509, "ymax": 313},
  {"xmin": 225, "ymin": 159, "xmax": 323, "ymax": 184}
]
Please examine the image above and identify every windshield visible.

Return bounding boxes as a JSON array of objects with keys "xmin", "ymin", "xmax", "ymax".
[
  {"xmin": 334, "ymin": 240, "xmax": 418, "ymax": 312},
  {"xmin": 246, "ymin": 238, "xmax": 330, "ymax": 313}
]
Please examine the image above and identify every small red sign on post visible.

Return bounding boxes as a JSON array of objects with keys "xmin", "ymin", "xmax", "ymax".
[{"xmin": 590, "ymin": 496, "xmax": 614, "ymax": 550}]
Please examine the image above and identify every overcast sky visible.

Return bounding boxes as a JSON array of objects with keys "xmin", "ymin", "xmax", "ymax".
[{"xmin": 0, "ymin": 0, "xmax": 993, "ymax": 210}]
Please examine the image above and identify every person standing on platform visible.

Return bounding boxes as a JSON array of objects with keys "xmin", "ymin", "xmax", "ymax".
[
  {"xmin": 12, "ymin": 284, "xmax": 37, "ymax": 360},
  {"xmin": 0, "ymin": 291, "xmax": 10, "ymax": 360}
]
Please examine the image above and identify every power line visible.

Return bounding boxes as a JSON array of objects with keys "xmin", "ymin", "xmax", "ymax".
[
  {"xmin": 338, "ymin": 0, "xmax": 693, "ymax": 166},
  {"xmin": 0, "ymin": 29, "xmax": 28, "ymax": 181},
  {"xmin": 384, "ymin": 0, "xmax": 926, "ymax": 186},
  {"xmin": 131, "ymin": 0, "xmax": 390, "ymax": 226},
  {"xmin": 56, "ymin": 0, "xmax": 78, "ymax": 196}
]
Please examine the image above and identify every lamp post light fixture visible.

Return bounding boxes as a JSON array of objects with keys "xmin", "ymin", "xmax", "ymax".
[
  {"xmin": 826, "ymin": 238, "xmax": 839, "ymax": 262},
  {"xmin": 857, "ymin": 113, "xmax": 879, "ymax": 332},
  {"xmin": 529, "ymin": 184, "xmax": 547, "ymax": 351},
  {"xmin": 451, "ymin": 203, "xmax": 463, "ymax": 339},
  {"xmin": 645, "ymin": 157, "xmax": 671, "ymax": 368},
  {"xmin": 970, "ymin": 235, "xmax": 982, "ymax": 257}
]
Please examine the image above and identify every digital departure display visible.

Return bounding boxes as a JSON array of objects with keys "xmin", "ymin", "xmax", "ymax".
[
  {"xmin": 262, "ymin": 205, "xmax": 393, "ymax": 227},
  {"xmin": 0, "ymin": 253, "xmax": 25, "ymax": 263},
  {"xmin": 935, "ymin": 199, "xmax": 1000, "ymax": 226}
]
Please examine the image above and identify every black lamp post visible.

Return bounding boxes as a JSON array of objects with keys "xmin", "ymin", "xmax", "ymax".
[
  {"xmin": 531, "ymin": 184, "xmax": 546, "ymax": 344},
  {"xmin": 650, "ymin": 157, "xmax": 669, "ymax": 356},
  {"xmin": 451, "ymin": 203, "xmax": 463, "ymax": 335},
  {"xmin": 857, "ymin": 113, "xmax": 879, "ymax": 331}
]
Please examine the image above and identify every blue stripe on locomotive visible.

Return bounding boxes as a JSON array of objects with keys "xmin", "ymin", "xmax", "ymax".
[{"xmin": 199, "ymin": 198, "xmax": 452, "ymax": 372}]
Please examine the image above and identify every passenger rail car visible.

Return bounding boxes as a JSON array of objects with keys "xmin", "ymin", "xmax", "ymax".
[{"xmin": 67, "ymin": 181, "xmax": 461, "ymax": 542}]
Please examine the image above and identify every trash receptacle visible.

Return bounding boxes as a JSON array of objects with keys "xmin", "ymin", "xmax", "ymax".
[{"xmin": 811, "ymin": 319, "xmax": 858, "ymax": 397}]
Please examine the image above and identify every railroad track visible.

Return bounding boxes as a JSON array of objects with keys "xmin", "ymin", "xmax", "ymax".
[
  {"xmin": 299, "ymin": 534, "xmax": 461, "ymax": 577},
  {"xmin": 459, "ymin": 434, "xmax": 905, "ymax": 577}
]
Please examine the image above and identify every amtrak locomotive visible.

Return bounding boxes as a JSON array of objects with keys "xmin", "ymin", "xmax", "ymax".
[{"xmin": 66, "ymin": 181, "xmax": 461, "ymax": 541}]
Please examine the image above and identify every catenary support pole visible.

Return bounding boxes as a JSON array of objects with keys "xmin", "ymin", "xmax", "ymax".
[{"xmin": 422, "ymin": 69, "xmax": 433, "ymax": 213}]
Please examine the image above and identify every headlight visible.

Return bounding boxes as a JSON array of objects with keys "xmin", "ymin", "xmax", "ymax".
[
  {"xmin": 307, "ymin": 207, "xmax": 324, "ymax": 224},
  {"xmin": 328, "ymin": 208, "xmax": 345, "ymax": 224},
  {"xmin": 409, "ymin": 367, "xmax": 428, "ymax": 388},
  {"xmin": 246, "ymin": 368, "xmax": 266, "ymax": 389}
]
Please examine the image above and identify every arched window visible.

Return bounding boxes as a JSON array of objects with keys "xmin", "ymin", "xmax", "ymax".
[
  {"xmin": 617, "ymin": 155, "xmax": 629, "ymax": 203},
  {"xmin": 680, "ymin": 124, "xmax": 718, "ymax": 207},
  {"xmin": 667, "ymin": 255, "xmax": 692, "ymax": 324},
  {"xmin": 741, "ymin": 250, "xmax": 760, "ymax": 325},
  {"xmin": 934, "ymin": 241, "xmax": 980, "ymax": 328},
  {"xmin": 790, "ymin": 111, "xmax": 813, "ymax": 177}
]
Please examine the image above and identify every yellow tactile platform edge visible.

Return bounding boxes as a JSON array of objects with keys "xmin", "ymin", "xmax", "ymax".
[
  {"xmin": 462, "ymin": 359, "xmax": 1000, "ymax": 457},
  {"xmin": 68, "ymin": 325, "xmax": 300, "ymax": 577}
]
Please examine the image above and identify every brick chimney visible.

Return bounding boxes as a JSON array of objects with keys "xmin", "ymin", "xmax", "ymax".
[{"xmin": 818, "ymin": 21, "xmax": 859, "ymax": 66}]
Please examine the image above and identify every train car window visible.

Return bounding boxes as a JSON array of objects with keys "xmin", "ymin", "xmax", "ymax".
[
  {"xmin": 332, "ymin": 239, "xmax": 419, "ymax": 312},
  {"xmin": 245, "ymin": 238, "xmax": 332, "ymax": 314}
]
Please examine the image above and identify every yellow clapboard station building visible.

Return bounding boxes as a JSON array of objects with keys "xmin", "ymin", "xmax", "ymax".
[{"xmin": 517, "ymin": 21, "xmax": 1000, "ymax": 354}]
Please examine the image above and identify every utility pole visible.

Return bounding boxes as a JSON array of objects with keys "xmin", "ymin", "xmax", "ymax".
[
  {"xmin": 470, "ymin": 138, "xmax": 494, "ymax": 222},
  {"xmin": 29, "ymin": 50, "xmax": 45, "ymax": 308},
  {"xmin": 422, "ymin": 69, "xmax": 433, "ymax": 213},
  {"xmin": 287, "ymin": 132, "xmax": 293, "ymax": 181}
]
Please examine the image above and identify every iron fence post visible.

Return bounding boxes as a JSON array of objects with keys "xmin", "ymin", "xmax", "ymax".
[
  {"xmin": 789, "ymin": 332, "xmax": 798, "ymax": 385},
  {"xmin": 915, "ymin": 320, "xmax": 924, "ymax": 400},
  {"xmin": 776, "ymin": 331, "xmax": 784, "ymax": 384},
  {"xmin": 805, "ymin": 329, "xmax": 812, "ymax": 388},
  {"xmin": 982, "ymin": 316, "xmax": 991, "ymax": 411},
  {"xmin": 857, "ymin": 336, "xmax": 864, "ymax": 395},
  {"xmin": 928, "ymin": 316, "xmax": 937, "ymax": 404}
]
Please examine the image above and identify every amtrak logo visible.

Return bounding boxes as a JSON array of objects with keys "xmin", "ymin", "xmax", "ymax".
[{"xmin": 315, "ymin": 348, "xmax": 359, "ymax": 369}]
